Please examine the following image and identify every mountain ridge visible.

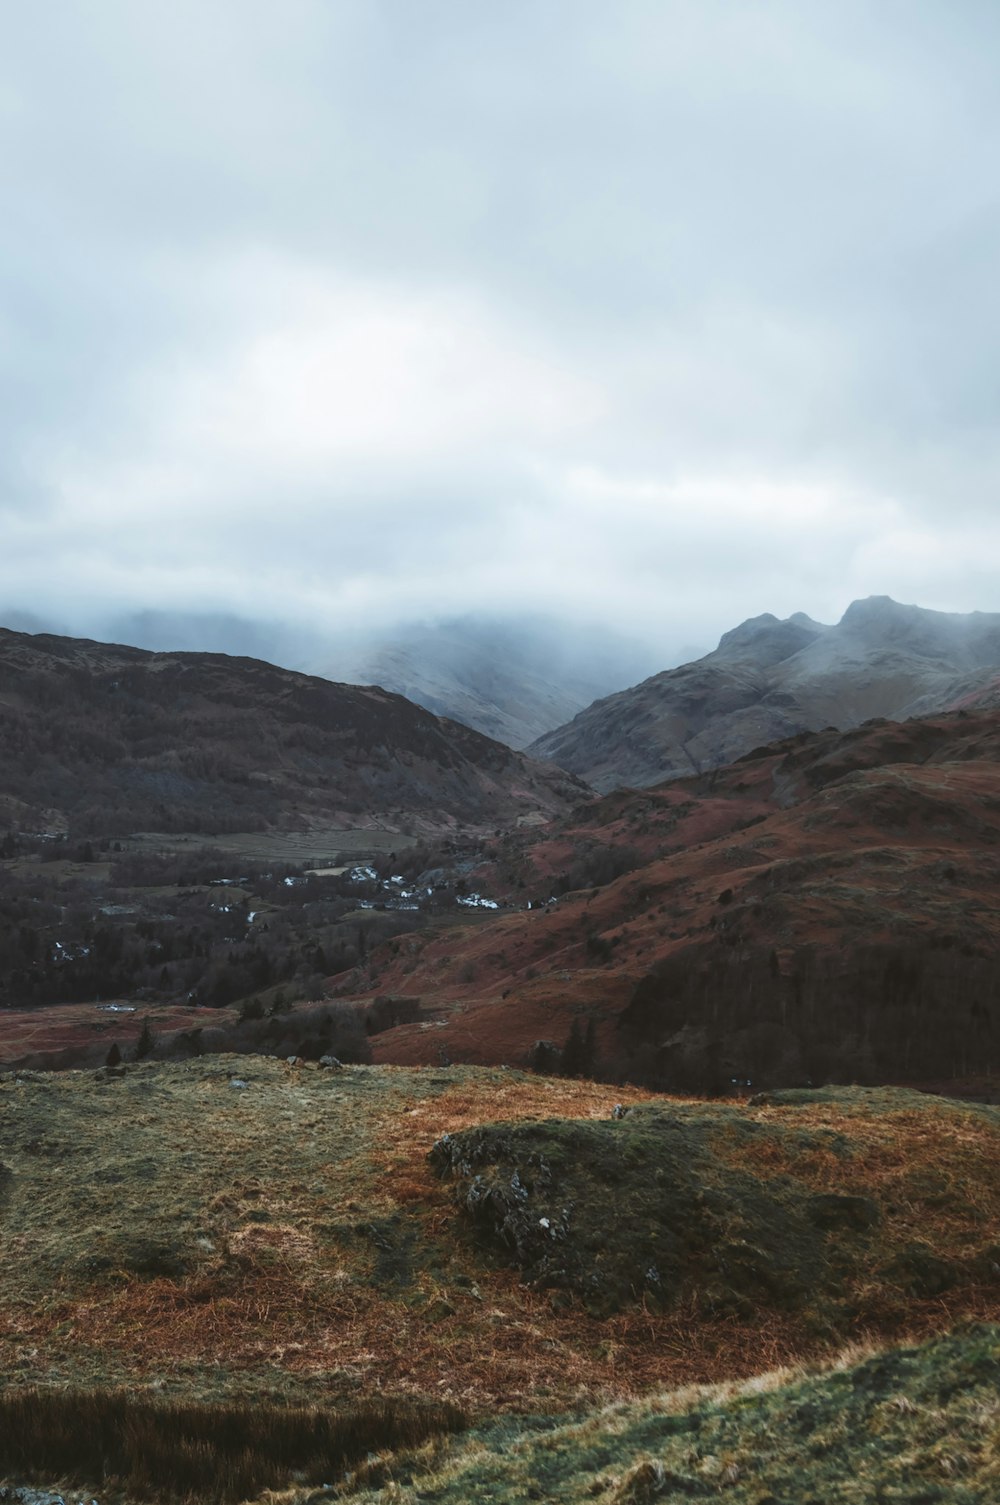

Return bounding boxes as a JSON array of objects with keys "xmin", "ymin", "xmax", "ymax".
[
  {"xmin": 0, "ymin": 627, "xmax": 588, "ymax": 837},
  {"xmin": 529, "ymin": 596, "xmax": 1000, "ymax": 791}
]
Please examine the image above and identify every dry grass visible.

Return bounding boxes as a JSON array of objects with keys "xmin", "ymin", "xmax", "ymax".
[
  {"xmin": 1, "ymin": 1062, "xmax": 998, "ymax": 1431},
  {"xmin": 319, "ymin": 1324, "xmax": 1000, "ymax": 1504},
  {"xmin": 0, "ymin": 1387, "xmax": 465, "ymax": 1503},
  {"xmin": 725, "ymin": 1092, "xmax": 1000, "ymax": 1267},
  {"xmin": 372, "ymin": 1074, "xmax": 659, "ymax": 1206}
]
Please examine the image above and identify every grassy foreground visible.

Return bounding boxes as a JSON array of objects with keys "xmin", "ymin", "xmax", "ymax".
[
  {"xmin": 5, "ymin": 1326, "xmax": 997, "ymax": 1502},
  {"xmin": 330, "ymin": 1322, "xmax": 1000, "ymax": 1504},
  {"xmin": 1, "ymin": 1059, "xmax": 998, "ymax": 1500}
]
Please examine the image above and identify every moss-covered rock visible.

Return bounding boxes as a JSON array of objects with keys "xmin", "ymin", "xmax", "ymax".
[
  {"xmin": 430, "ymin": 1103, "xmax": 867, "ymax": 1315},
  {"xmin": 430, "ymin": 1091, "xmax": 1000, "ymax": 1320}
]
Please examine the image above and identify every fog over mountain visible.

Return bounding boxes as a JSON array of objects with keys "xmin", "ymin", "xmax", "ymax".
[
  {"xmin": 530, "ymin": 596, "xmax": 1000, "ymax": 789},
  {"xmin": 303, "ymin": 615, "xmax": 663, "ymax": 749},
  {"xmin": 0, "ymin": 604, "xmax": 665, "ymax": 748}
]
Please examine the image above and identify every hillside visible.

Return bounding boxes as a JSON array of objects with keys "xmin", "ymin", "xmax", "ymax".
[
  {"xmin": 0, "ymin": 628, "xmax": 587, "ymax": 838},
  {"xmin": 335, "ymin": 1323, "xmax": 1000, "ymax": 1504},
  {"xmin": 0, "ymin": 1059, "xmax": 997, "ymax": 1501},
  {"xmin": 529, "ymin": 596, "xmax": 1000, "ymax": 791},
  {"xmin": 350, "ymin": 707, "xmax": 1000, "ymax": 1090}
]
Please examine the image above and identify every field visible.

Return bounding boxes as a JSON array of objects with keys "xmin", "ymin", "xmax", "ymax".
[
  {"xmin": 124, "ymin": 827, "xmax": 418, "ymax": 867},
  {"xmin": 1, "ymin": 1059, "xmax": 998, "ymax": 1501}
]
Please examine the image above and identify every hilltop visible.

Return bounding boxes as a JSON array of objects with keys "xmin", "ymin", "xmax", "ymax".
[
  {"xmin": 0, "ymin": 627, "xmax": 586, "ymax": 838},
  {"xmin": 530, "ymin": 596, "xmax": 1000, "ymax": 791}
]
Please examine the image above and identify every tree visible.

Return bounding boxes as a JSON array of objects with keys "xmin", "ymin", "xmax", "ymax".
[
  {"xmin": 135, "ymin": 1017, "xmax": 154, "ymax": 1060},
  {"xmin": 562, "ymin": 1017, "xmax": 586, "ymax": 1077},
  {"xmin": 583, "ymin": 1016, "xmax": 598, "ymax": 1076},
  {"xmin": 562, "ymin": 1015, "xmax": 598, "ymax": 1079}
]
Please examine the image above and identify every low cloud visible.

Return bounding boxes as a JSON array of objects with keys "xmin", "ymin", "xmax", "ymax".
[{"xmin": 2, "ymin": 2, "xmax": 1000, "ymax": 661}]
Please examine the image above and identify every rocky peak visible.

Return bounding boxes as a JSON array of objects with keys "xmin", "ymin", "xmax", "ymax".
[
  {"xmin": 840, "ymin": 596, "xmax": 914, "ymax": 633},
  {"xmin": 714, "ymin": 612, "xmax": 824, "ymax": 668},
  {"xmin": 838, "ymin": 597, "xmax": 978, "ymax": 663}
]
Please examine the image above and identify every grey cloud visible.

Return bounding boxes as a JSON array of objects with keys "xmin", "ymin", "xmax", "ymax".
[{"xmin": 1, "ymin": 1, "xmax": 1000, "ymax": 659}]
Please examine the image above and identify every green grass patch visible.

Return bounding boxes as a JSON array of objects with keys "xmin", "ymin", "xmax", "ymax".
[{"xmin": 338, "ymin": 1324, "xmax": 1000, "ymax": 1503}]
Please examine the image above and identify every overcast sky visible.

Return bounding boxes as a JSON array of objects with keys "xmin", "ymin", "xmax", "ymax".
[{"xmin": 2, "ymin": 0, "xmax": 1000, "ymax": 664}]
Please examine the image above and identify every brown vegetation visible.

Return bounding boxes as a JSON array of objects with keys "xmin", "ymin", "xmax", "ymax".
[
  {"xmin": 0, "ymin": 1387, "xmax": 464, "ymax": 1503},
  {"xmin": 1, "ymin": 1061, "xmax": 998, "ymax": 1422},
  {"xmin": 0, "ymin": 626, "xmax": 586, "ymax": 838},
  {"xmin": 357, "ymin": 710, "xmax": 1000, "ymax": 1092}
]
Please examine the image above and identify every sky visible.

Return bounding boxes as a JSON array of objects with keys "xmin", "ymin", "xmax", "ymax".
[{"xmin": 2, "ymin": 0, "xmax": 1000, "ymax": 667}]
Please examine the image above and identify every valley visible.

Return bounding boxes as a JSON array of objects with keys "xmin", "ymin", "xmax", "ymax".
[
  {"xmin": 6, "ymin": 2, "xmax": 999, "ymax": 1495},
  {"xmin": 2, "ymin": 618, "xmax": 1000, "ymax": 1502}
]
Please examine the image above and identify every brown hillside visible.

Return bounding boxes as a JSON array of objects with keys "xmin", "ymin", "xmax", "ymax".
[
  {"xmin": 353, "ymin": 709, "xmax": 1000, "ymax": 1090},
  {"xmin": 0, "ymin": 628, "xmax": 587, "ymax": 837}
]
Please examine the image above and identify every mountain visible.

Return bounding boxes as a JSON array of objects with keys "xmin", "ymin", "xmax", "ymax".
[
  {"xmin": 349, "ymin": 706, "xmax": 1000, "ymax": 1091},
  {"xmin": 529, "ymin": 596, "xmax": 1000, "ymax": 791},
  {"xmin": 0, "ymin": 628, "xmax": 587, "ymax": 838},
  {"xmin": 304, "ymin": 614, "xmax": 660, "ymax": 749},
  {"xmin": 5, "ymin": 606, "xmax": 662, "ymax": 752}
]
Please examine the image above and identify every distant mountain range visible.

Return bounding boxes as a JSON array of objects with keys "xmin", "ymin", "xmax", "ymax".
[
  {"xmin": 529, "ymin": 597, "xmax": 1000, "ymax": 790},
  {"xmin": 302, "ymin": 614, "xmax": 659, "ymax": 749},
  {"xmin": 0, "ymin": 607, "xmax": 661, "ymax": 753},
  {"xmin": 0, "ymin": 628, "xmax": 586, "ymax": 838}
]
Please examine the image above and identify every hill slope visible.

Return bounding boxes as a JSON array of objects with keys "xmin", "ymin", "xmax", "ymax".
[
  {"xmin": 355, "ymin": 708, "xmax": 1000, "ymax": 1089},
  {"xmin": 530, "ymin": 596, "xmax": 1000, "ymax": 791},
  {"xmin": 0, "ymin": 1060, "xmax": 997, "ymax": 1501},
  {"xmin": 0, "ymin": 628, "xmax": 587, "ymax": 838},
  {"xmin": 337, "ymin": 1323, "xmax": 1000, "ymax": 1505}
]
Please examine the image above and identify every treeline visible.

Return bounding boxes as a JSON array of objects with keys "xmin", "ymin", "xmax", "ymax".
[
  {"xmin": 619, "ymin": 940, "xmax": 1000, "ymax": 1092},
  {"xmin": 527, "ymin": 1015, "xmax": 600, "ymax": 1077},
  {"xmin": 0, "ymin": 856, "xmax": 418, "ymax": 1013},
  {"xmin": 549, "ymin": 841, "xmax": 644, "ymax": 897}
]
